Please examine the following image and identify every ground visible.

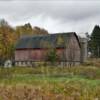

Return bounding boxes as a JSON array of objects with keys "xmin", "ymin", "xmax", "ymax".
[{"xmin": 0, "ymin": 59, "xmax": 100, "ymax": 100}]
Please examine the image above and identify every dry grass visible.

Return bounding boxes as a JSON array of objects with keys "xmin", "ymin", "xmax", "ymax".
[
  {"xmin": 0, "ymin": 79, "xmax": 100, "ymax": 100},
  {"xmin": 0, "ymin": 60, "xmax": 100, "ymax": 100},
  {"xmin": 0, "ymin": 85, "xmax": 75, "ymax": 100}
]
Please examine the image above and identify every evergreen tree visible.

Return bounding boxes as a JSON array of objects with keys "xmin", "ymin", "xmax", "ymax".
[{"xmin": 90, "ymin": 25, "xmax": 100, "ymax": 57}]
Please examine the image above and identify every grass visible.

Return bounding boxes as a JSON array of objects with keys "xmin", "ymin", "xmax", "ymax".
[
  {"xmin": 0, "ymin": 64, "xmax": 100, "ymax": 99},
  {"xmin": 0, "ymin": 65, "xmax": 100, "ymax": 79},
  {"xmin": 0, "ymin": 75, "xmax": 100, "ymax": 100}
]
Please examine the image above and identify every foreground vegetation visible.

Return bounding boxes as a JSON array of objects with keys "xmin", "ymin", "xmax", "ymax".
[
  {"xmin": 0, "ymin": 63, "xmax": 100, "ymax": 100},
  {"xmin": 0, "ymin": 76, "xmax": 100, "ymax": 100}
]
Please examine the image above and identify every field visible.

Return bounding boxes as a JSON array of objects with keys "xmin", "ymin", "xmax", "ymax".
[{"xmin": 0, "ymin": 60, "xmax": 100, "ymax": 100}]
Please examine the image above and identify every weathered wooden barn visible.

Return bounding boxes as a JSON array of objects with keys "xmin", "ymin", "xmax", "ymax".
[{"xmin": 15, "ymin": 32, "xmax": 81, "ymax": 66}]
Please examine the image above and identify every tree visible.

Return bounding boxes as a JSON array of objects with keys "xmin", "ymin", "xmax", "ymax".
[
  {"xmin": 0, "ymin": 19, "xmax": 16, "ymax": 62},
  {"xmin": 47, "ymin": 48, "xmax": 58, "ymax": 65},
  {"xmin": 90, "ymin": 25, "xmax": 100, "ymax": 57},
  {"xmin": 15, "ymin": 24, "xmax": 48, "ymax": 38},
  {"xmin": 33, "ymin": 26, "xmax": 48, "ymax": 35},
  {"xmin": 15, "ymin": 23, "xmax": 33, "ymax": 38}
]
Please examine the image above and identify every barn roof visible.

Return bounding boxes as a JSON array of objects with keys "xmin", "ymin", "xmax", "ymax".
[{"xmin": 16, "ymin": 32, "xmax": 80, "ymax": 49}]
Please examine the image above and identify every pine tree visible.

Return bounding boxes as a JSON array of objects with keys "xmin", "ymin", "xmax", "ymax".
[{"xmin": 90, "ymin": 25, "xmax": 100, "ymax": 57}]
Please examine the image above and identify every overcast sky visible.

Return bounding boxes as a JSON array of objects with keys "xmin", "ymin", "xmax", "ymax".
[{"xmin": 0, "ymin": 0, "xmax": 100, "ymax": 36}]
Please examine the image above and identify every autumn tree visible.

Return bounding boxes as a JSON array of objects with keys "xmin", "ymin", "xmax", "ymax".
[
  {"xmin": 0, "ymin": 19, "xmax": 16, "ymax": 62},
  {"xmin": 33, "ymin": 26, "xmax": 48, "ymax": 35},
  {"xmin": 16, "ymin": 24, "xmax": 48, "ymax": 39},
  {"xmin": 15, "ymin": 23, "xmax": 33, "ymax": 38}
]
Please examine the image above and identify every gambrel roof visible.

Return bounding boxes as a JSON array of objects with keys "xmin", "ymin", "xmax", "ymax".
[{"xmin": 16, "ymin": 32, "xmax": 80, "ymax": 49}]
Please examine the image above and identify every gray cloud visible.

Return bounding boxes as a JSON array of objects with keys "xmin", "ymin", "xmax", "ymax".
[{"xmin": 0, "ymin": 0, "xmax": 100, "ymax": 36}]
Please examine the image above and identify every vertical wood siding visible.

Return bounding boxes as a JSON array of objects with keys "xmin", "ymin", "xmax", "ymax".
[{"xmin": 65, "ymin": 35, "xmax": 81, "ymax": 62}]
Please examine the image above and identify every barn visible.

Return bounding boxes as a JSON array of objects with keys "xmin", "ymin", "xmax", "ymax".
[{"xmin": 15, "ymin": 32, "xmax": 81, "ymax": 66}]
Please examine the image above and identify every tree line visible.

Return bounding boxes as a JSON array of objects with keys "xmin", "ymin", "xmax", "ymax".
[
  {"xmin": 0, "ymin": 19, "xmax": 48, "ymax": 64},
  {"xmin": 88, "ymin": 25, "xmax": 100, "ymax": 58}
]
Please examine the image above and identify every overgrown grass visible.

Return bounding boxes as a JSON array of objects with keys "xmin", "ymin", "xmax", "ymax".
[
  {"xmin": 0, "ymin": 76, "xmax": 100, "ymax": 100},
  {"xmin": 0, "ymin": 65, "xmax": 100, "ymax": 79},
  {"xmin": 0, "ymin": 64, "xmax": 100, "ymax": 99}
]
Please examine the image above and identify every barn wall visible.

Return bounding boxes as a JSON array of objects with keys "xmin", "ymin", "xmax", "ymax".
[
  {"xmin": 29, "ymin": 49, "xmax": 46, "ymax": 61},
  {"xmin": 65, "ymin": 35, "xmax": 81, "ymax": 63},
  {"xmin": 15, "ymin": 48, "xmax": 64, "ymax": 62},
  {"xmin": 15, "ymin": 49, "xmax": 45, "ymax": 61},
  {"xmin": 56, "ymin": 48, "xmax": 64, "ymax": 56},
  {"xmin": 15, "ymin": 50, "xmax": 29, "ymax": 61}
]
